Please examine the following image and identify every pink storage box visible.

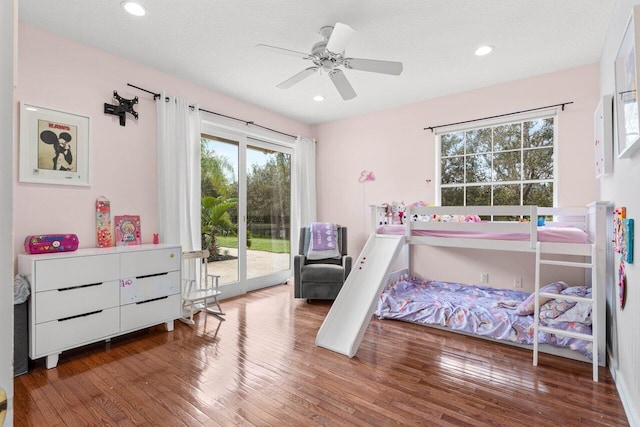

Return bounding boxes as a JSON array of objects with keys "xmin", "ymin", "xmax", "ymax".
[{"xmin": 24, "ymin": 234, "xmax": 79, "ymax": 254}]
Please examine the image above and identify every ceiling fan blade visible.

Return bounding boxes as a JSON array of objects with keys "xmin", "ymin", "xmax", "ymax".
[
  {"xmin": 344, "ymin": 58, "xmax": 403, "ymax": 75},
  {"xmin": 277, "ymin": 67, "xmax": 318, "ymax": 89},
  {"xmin": 326, "ymin": 23, "xmax": 356, "ymax": 54},
  {"xmin": 329, "ymin": 69, "xmax": 357, "ymax": 100},
  {"xmin": 255, "ymin": 44, "xmax": 311, "ymax": 60}
]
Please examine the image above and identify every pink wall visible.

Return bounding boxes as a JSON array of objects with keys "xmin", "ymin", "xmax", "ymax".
[
  {"xmin": 314, "ymin": 63, "xmax": 600, "ymax": 290},
  {"xmin": 13, "ymin": 24, "xmax": 311, "ymax": 259},
  {"xmin": 15, "ymin": 23, "xmax": 600, "ymax": 292}
]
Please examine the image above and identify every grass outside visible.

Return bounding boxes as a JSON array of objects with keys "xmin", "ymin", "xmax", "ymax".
[{"xmin": 216, "ymin": 235, "xmax": 290, "ymax": 253}]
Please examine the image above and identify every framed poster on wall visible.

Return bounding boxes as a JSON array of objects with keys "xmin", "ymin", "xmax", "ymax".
[
  {"xmin": 19, "ymin": 103, "xmax": 91, "ymax": 186},
  {"xmin": 614, "ymin": 5, "xmax": 640, "ymax": 159}
]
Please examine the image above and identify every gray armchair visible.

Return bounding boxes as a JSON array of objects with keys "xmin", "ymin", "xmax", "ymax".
[{"xmin": 294, "ymin": 226, "xmax": 352, "ymax": 301}]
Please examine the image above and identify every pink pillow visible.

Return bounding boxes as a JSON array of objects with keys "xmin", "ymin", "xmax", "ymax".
[{"xmin": 515, "ymin": 281, "xmax": 569, "ymax": 315}]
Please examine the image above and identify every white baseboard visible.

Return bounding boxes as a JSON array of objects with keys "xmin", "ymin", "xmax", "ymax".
[{"xmin": 609, "ymin": 364, "xmax": 639, "ymax": 427}]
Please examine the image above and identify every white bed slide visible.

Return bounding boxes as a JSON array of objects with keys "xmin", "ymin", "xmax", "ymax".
[{"xmin": 315, "ymin": 234, "xmax": 405, "ymax": 357}]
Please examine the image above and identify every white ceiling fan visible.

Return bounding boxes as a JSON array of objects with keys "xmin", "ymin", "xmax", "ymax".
[{"xmin": 256, "ymin": 23, "xmax": 403, "ymax": 101}]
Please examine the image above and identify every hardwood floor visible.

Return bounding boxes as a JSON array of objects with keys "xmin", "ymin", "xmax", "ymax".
[{"xmin": 14, "ymin": 283, "xmax": 628, "ymax": 426}]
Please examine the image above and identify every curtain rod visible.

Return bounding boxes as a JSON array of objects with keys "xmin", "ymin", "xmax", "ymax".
[
  {"xmin": 423, "ymin": 102, "xmax": 574, "ymax": 133},
  {"xmin": 126, "ymin": 83, "xmax": 297, "ymax": 139}
]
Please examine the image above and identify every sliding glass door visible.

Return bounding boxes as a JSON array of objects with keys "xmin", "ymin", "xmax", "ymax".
[
  {"xmin": 201, "ymin": 126, "xmax": 292, "ymax": 298},
  {"xmin": 246, "ymin": 142, "xmax": 291, "ymax": 287},
  {"xmin": 201, "ymin": 134, "xmax": 239, "ymax": 286}
]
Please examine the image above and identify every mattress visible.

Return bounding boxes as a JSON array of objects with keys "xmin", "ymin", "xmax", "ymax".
[{"xmin": 376, "ymin": 224, "xmax": 589, "ymax": 243}]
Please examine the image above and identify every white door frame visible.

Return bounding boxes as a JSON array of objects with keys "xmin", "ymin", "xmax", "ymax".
[{"xmin": 1, "ymin": 0, "xmax": 17, "ymax": 424}]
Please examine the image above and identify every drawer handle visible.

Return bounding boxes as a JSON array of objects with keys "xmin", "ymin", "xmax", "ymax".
[
  {"xmin": 58, "ymin": 282, "xmax": 103, "ymax": 292},
  {"xmin": 136, "ymin": 272, "xmax": 169, "ymax": 280},
  {"xmin": 58, "ymin": 310, "xmax": 103, "ymax": 322},
  {"xmin": 136, "ymin": 296, "xmax": 169, "ymax": 305}
]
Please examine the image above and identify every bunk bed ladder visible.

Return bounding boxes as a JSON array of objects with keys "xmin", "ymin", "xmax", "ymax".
[{"xmin": 533, "ymin": 242, "xmax": 598, "ymax": 381}]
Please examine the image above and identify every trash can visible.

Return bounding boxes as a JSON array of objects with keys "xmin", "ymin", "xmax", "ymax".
[{"xmin": 14, "ymin": 274, "xmax": 30, "ymax": 376}]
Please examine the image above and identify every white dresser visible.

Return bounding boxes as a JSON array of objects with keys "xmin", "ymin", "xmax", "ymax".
[{"xmin": 18, "ymin": 243, "xmax": 181, "ymax": 369}]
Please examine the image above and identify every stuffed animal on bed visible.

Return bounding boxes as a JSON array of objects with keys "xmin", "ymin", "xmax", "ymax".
[
  {"xmin": 383, "ymin": 203, "xmax": 393, "ymax": 224},
  {"xmin": 381, "ymin": 201, "xmax": 407, "ymax": 224},
  {"xmin": 398, "ymin": 202, "xmax": 406, "ymax": 224}
]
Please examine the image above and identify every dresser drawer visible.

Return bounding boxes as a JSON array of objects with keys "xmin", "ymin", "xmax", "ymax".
[
  {"xmin": 120, "ymin": 247, "xmax": 180, "ymax": 278},
  {"xmin": 120, "ymin": 271, "xmax": 180, "ymax": 304},
  {"xmin": 120, "ymin": 293, "xmax": 180, "ymax": 332},
  {"xmin": 33, "ymin": 307, "xmax": 120, "ymax": 358},
  {"xmin": 35, "ymin": 280, "xmax": 120, "ymax": 324},
  {"xmin": 34, "ymin": 254, "xmax": 120, "ymax": 292}
]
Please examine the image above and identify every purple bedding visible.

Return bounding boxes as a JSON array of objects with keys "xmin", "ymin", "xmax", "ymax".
[{"xmin": 374, "ymin": 276, "xmax": 594, "ymax": 360}]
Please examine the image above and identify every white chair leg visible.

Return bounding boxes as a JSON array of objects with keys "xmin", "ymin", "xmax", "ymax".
[
  {"xmin": 204, "ymin": 297, "xmax": 225, "ymax": 321},
  {"xmin": 179, "ymin": 301, "xmax": 195, "ymax": 325},
  {"xmin": 214, "ymin": 299, "xmax": 225, "ymax": 315}
]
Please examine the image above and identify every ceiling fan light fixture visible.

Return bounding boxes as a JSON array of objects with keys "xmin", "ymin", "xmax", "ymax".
[
  {"xmin": 258, "ymin": 22, "xmax": 401, "ymax": 101},
  {"xmin": 475, "ymin": 45, "xmax": 494, "ymax": 56},
  {"xmin": 122, "ymin": 1, "xmax": 146, "ymax": 16}
]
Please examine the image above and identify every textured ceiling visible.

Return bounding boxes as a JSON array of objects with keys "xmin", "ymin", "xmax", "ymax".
[{"xmin": 18, "ymin": 0, "xmax": 615, "ymax": 125}]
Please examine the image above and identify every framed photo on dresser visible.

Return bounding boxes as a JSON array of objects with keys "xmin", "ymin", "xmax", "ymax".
[{"xmin": 114, "ymin": 215, "xmax": 141, "ymax": 246}]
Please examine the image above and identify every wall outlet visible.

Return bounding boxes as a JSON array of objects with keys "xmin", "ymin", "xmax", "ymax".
[
  {"xmin": 514, "ymin": 277, "xmax": 523, "ymax": 288},
  {"xmin": 481, "ymin": 273, "xmax": 489, "ymax": 283}
]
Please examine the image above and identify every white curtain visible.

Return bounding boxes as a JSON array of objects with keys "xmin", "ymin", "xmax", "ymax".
[
  {"xmin": 156, "ymin": 93, "xmax": 201, "ymax": 251},
  {"xmin": 293, "ymin": 136, "xmax": 317, "ymax": 248}
]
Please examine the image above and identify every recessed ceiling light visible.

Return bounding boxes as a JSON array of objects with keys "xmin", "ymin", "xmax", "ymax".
[
  {"xmin": 475, "ymin": 45, "xmax": 494, "ymax": 56},
  {"xmin": 313, "ymin": 95, "xmax": 325, "ymax": 102},
  {"xmin": 122, "ymin": 1, "xmax": 146, "ymax": 16}
]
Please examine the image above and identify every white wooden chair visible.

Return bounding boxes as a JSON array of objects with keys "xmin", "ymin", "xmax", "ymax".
[{"xmin": 180, "ymin": 249, "xmax": 225, "ymax": 324}]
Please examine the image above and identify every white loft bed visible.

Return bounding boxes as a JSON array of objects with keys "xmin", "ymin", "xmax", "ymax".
[{"xmin": 369, "ymin": 202, "xmax": 611, "ymax": 380}]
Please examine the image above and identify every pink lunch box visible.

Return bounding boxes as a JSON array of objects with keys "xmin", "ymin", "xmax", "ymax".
[{"xmin": 24, "ymin": 234, "xmax": 79, "ymax": 254}]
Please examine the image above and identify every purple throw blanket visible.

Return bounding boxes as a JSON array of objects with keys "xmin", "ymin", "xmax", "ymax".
[{"xmin": 310, "ymin": 222, "xmax": 336, "ymax": 250}]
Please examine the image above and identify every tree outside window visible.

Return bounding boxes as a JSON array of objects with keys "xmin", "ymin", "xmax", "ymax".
[{"xmin": 439, "ymin": 117, "xmax": 555, "ymax": 208}]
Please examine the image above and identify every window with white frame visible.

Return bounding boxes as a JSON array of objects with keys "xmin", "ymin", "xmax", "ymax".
[{"xmin": 437, "ymin": 113, "xmax": 556, "ymax": 208}]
